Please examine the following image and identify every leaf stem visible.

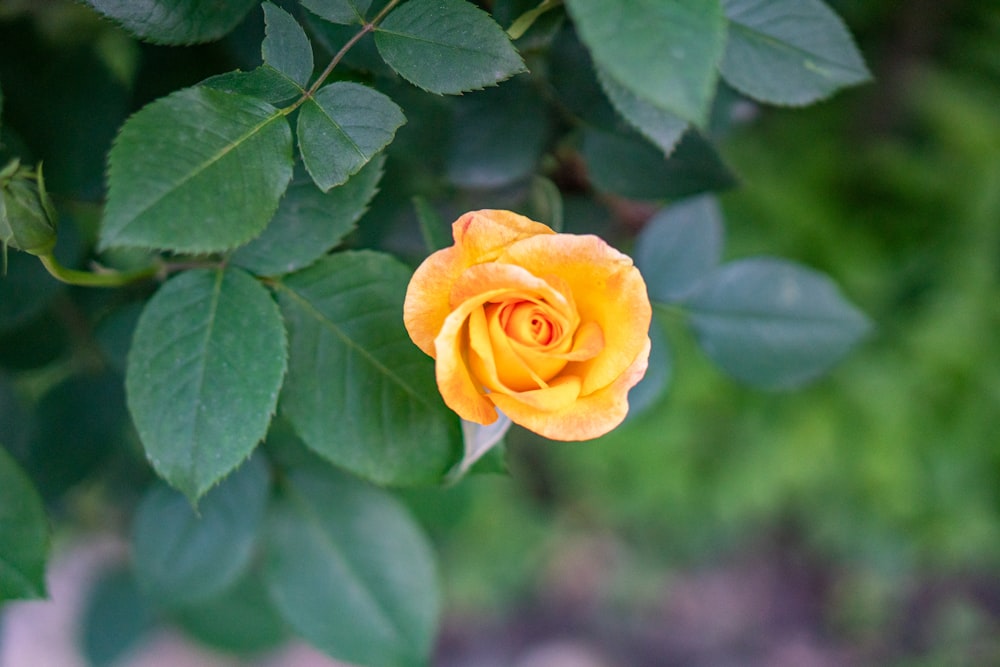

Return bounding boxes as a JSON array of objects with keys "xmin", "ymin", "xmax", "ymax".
[
  {"xmin": 38, "ymin": 252, "xmax": 161, "ymax": 288},
  {"xmin": 290, "ymin": 0, "xmax": 404, "ymax": 110}
]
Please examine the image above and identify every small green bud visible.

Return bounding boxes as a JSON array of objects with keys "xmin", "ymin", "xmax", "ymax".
[{"xmin": 0, "ymin": 159, "xmax": 58, "ymax": 259}]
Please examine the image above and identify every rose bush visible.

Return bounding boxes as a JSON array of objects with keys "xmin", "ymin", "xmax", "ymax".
[{"xmin": 404, "ymin": 209, "xmax": 652, "ymax": 441}]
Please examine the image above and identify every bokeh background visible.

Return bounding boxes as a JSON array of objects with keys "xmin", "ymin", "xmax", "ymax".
[{"xmin": 1, "ymin": 1, "xmax": 999, "ymax": 666}]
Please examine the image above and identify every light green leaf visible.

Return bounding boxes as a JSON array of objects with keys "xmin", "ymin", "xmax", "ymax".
[
  {"xmin": 201, "ymin": 67, "xmax": 304, "ymax": 105},
  {"xmin": 126, "ymin": 267, "xmax": 287, "ymax": 502},
  {"xmin": 721, "ymin": 0, "xmax": 870, "ymax": 106},
  {"xmin": 636, "ymin": 195, "xmax": 725, "ymax": 303},
  {"xmin": 582, "ymin": 128, "xmax": 737, "ymax": 200},
  {"xmin": 626, "ymin": 316, "xmax": 671, "ymax": 416},
  {"xmin": 276, "ymin": 251, "xmax": 460, "ymax": 486},
  {"xmin": 301, "ymin": 0, "xmax": 372, "ymax": 25},
  {"xmin": 0, "ymin": 444, "xmax": 49, "ymax": 602},
  {"xmin": 565, "ymin": 0, "xmax": 725, "ymax": 125},
  {"xmin": 686, "ymin": 257, "xmax": 872, "ymax": 389},
  {"xmin": 131, "ymin": 456, "xmax": 269, "ymax": 607},
  {"xmin": 597, "ymin": 66, "xmax": 688, "ymax": 156},
  {"xmin": 262, "ymin": 2, "xmax": 314, "ymax": 87},
  {"xmin": 297, "ymin": 82, "xmax": 405, "ymax": 191},
  {"xmin": 264, "ymin": 468, "xmax": 439, "ymax": 667},
  {"xmin": 375, "ymin": 0, "xmax": 526, "ymax": 95},
  {"xmin": 79, "ymin": 0, "xmax": 259, "ymax": 44},
  {"xmin": 232, "ymin": 155, "xmax": 385, "ymax": 276},
  {"xmin": 100, "ymin": 87, "xmax": 293, "ymax": 253}
]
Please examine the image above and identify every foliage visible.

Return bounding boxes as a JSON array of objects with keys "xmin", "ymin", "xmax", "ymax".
[{"xmin": 0, "ymin": 0, "xmax": 874, "ymax": 663}]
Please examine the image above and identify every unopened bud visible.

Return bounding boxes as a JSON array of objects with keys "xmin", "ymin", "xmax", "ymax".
[{"xmin": 0, "ymin": 159, "xmax": 58, "ymax": 258}]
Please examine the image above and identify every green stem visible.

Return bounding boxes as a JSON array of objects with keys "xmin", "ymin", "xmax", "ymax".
[
  {"xmin": 39, "ymin": 253, "xmax": 160, "ymax": 288},
  {"xmin": 288, "ymin": 0, "xmax": 404, "ymax": 112}
]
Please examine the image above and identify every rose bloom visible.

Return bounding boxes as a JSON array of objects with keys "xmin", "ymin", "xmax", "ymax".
[{"xmin": 403, "ymin": 210, "xmax": 652, "ymax": 441}]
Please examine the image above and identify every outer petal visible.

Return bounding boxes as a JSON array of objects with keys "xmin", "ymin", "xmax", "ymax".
[
  {"xmin": 499, "ymin": 234, "xmax": 651, "ymax": 395},
  {"xmin": 404, "ymin": 210, "xmax": 555, "ymax": 357},
  {"xmin": 490, "ymin": 338, "xmax": 651, "ymax": 441}
]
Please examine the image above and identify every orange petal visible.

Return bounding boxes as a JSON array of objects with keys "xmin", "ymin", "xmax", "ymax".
[
  {"xmin": 452, "ymin": 210, "xmax": 555, "ymax": 266},
  {"xmin": 433, "ymin": 300, "xmax": 500, "ymax": 426},
  {"xmin": 490, "ymin": 338, "xmax": 651, "ymax": 441},
  {"xmin": 499, "ymin": 234, "xmax": 651, "ymax": 395},
  {"xmin": 488, "ymin": 374, "xmax": 582, "ymax": 413}
]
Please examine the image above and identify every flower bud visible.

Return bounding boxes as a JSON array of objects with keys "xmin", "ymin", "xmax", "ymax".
[{"xmin": 1, "ymin": 159, "xmax": 58, "ymax": 257}]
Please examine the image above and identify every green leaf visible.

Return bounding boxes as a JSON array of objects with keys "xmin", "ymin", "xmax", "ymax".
[
  {"xmin": 0, "ymin": 239, "xmax": 61, "ymax": 331},
  {"xmin": 626, "ymin": 316, "xmax": 671, "ymax": 416},
  {"xmin": 0, "ymin": 444, "xmax": 49, "ymax": 602},
  {"xmin": 686, "ymin": 257, "xmax": 872, "ymax": 389},
  {"xmin": 82, "ymin": 568, "xmax": 157, "ymax": 667},
  {"xmin": 297, "ymin": 82, "xmax": 405, "ymax": 191},
  {"xmin": 448, "ymin": 414, "xmax": 512, "ymax": 482},
  {"xmin": 132, "ymin": 456, "xmax": 269, "ymax": 608},
  {"xmin": 264, "ymin": 468, "xmax": 439, "ymax": 667},
  {"xmin": 232, "ymin": 155, "xmax": 385, "ymax": 276},
  {"xmin": 565, "ymin": 0, "xmax": 726, "ymax": 125},
  {"xmin": 24, "ymin": 371, "xmax": 128, "ymax": 500},
  {"xmin": 262, "ymin": 2, "xmax": 314, "ymax": 87},
  {"xmin": 100, "ymin": 87, "xmax": 293, "ymax": 253},
  {"xmin": 412, "ymin": 196, "xmax": 451, "ymax": 254},
  {"xmin": 201, "ymin": 67, "xmax": 304, "ymax": 105},
  {"xmin": 276, "ymin": 251, "xmax": 460, "ymax": 486},
  {"xmin": 79, "ymin": 0, "xmax": 259, "ymax": 44},
  {"xmin": 523, "ymin": 175, "xmax": 564, "ymax": 232},
  {"xmin": 171, "ymin": 569, "xmax": 288, "ymax": 655},
  {"xmin": 126, "ymin": 267, "xmax": 287, "ymax": 502},
  {"xmin": 597, "ymin": 66, "xmax": 688, "ymax": 156},
  {"xmin": 301, "ymin": 0, "xmax": 373, "ymax": 25},
  {"xmin": 582, "ymin": 128, "xmax": 737, "ymax": 200},
  {"xmin": 721, "ymin": 0, "xmax": 870, "ymax": 106},
  {"xmin": 375, "ymin": 0, "xmax": 526, "ymax": 95},
  {"xmin": 445, "ymin": 76, "xmax": 549, "ymax": 188},
  {"xmin": 636, "ymin": 195, "xmax": 725, "ymax": 303}
]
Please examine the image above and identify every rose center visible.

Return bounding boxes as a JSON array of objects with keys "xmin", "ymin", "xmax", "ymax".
[{"xmin": 500, "ymin": 301, "xmax": 558, "ymax": 347}]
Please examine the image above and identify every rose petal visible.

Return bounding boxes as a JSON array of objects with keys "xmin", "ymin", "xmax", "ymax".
[
  {"xmin": 499, "ymin": 234, "xmax": 651, "ymax": 395},
  {"xmin": 404, "ymin": 210, "xmax": 555, "ymax": 357},
  {"xmin": 490, "ymin": 338, "xmax": 651, "ymax": 441},
  {"xmin": 489, "ymin": 375, "xmax": 582, "ymax": 413}
]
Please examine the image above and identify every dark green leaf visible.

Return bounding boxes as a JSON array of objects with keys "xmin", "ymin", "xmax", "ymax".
[
  {"xmin": 375, "ymin": 0, "xmax": 526, "ymax": 95},
  {"xmin": 721, "ymin": 0, "xmax": 870, "ymax": 106},
  {"xmin": 445, "ymin": 76, "xmax": 549, "ymax": 188},
  {"xmin": 201, "ymin": 67, "xmax": 304, "ymax": 105},
  {"xmin": 264, "ymin": 468, "xmax": 439, "ymax": 667},
  {"xmin": 0, "ymin": 312, "xmax": 69, "ymax": 371},
  {"xmin": 636, "ymin": 195, "xmax": 725, "ymax": 303},
  {"xmin": 412, "ymin": 196, "xmax": 451, "ymax": 254},
  {"xmin": 0, "ymin": 237, "xmax": 61, "ymax": 332},
  {"xmin": 132, "ymin": 456, "xmax": 270, "ymax": 607},
  {"xmin": 126, "ymin": 267, "xmax": 287, "ymax": 501},
  {"xmin": 302, "ymin": 0, "xmax": 373, "ymax": 25},
  {"xmin": 232, "ymin": 156, "xmax": 385, "ymax": 276},
  {"xmin": 25, "ymin": 371, "xmax": 127, "ymax": 500},
  {"xmin": 297, "ymin": 82, "xmax": 405, "ymax": 191},
  {"xmin": 100, "ymin": 87, "xmax": 293, "ymax": 253},
  {"xmin": 171, "ymin": 569, "xmax": 288, "ymax": 655},
  {"xmin": 79, "ymin": 0, "xmax": 259, "ymax": 44},
  {"xmin": 262, "ymin": 2, "xmax": 314, "ymax": 87},
  {"xmin": 565, "ymin": 0, "xmax": 726, "ymax": 124},
  {"xmin": 0, "ymin": 444, "xmax": 48, "ymax": 602},
  {"xmin": 81, "ymin": 568, "xmax": 156, "ymax": 667},
  {"xmin": 94, "ymin": 302, "xmax": 144, "ymax": 374},
  {"xmin": 523, "ymin": 176, "xmax": 564, "ymax": 232},
  {"xmin": 686, "ymin": 257, "xmax": 872, "ymax": 389},
  {"xmin": 582, "ymin": 128, "xmax": 737, "ymax": 200},
  {"xmin": 598, "ymin": 66, "xmax": 688, "ymax": 156},
  {"xmin": 276, "ymin": 251, "xmax": 460, "ymax": 486}
]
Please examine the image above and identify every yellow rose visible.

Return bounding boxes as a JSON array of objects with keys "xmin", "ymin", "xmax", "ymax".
[{"xmin": 403, "ymin": 209, "xmax": 652, "ymax": 441}]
